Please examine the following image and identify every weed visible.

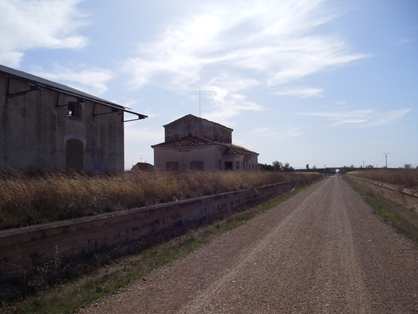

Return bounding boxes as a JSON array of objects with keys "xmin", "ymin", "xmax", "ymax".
[
  {"xmin": 1, "ymin": 180, "xmax": 316, "ymax": 313},
  {"xmin": 345, "ymin": 177, "xmax": 418, "ymax": 244},
  {"xmin": 0, "ymin": 171, "xmax": 321, "ymax": 230},
  {"xmin": 348, "ymin": 169, "xmax": 418, "ymax": 190}
]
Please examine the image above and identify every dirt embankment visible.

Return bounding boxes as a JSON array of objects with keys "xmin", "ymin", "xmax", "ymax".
[{"xmin": 79, "ymin": 177, "xmax": 418, "ymax": 314}]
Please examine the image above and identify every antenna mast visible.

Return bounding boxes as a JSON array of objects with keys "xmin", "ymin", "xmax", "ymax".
[{"xmin": 199, "ymin": 87, "xmax": 201, "ymax": 118}]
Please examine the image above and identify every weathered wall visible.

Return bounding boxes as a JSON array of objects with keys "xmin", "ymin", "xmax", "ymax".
[
  {"xmin": 164, "ymin": 115, "xmax": 232, "ymax": 143},
  {"xmin": 154, "ymin": 145, "xmax": 258, "ymax": 171},
  {"xmin": 0, "ymin": 181, "xmax": 292, "ymax": 281},
  {"xmin": 219, "ymin": 148, "xmax": 258, "ymax": 171},
  {"xmin": 243, "ymin": 153, "xmax": 258, "ymax": 170},
  {"xmin": 0, "ymin": 74, "xmax": 124, "ymax": 172},
  {"xmin": 154, "ymin": 145, "xmax": 220, "ymax": 171}
]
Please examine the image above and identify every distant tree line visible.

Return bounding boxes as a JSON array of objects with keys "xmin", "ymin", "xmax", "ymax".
[
  {"xmin": 260, "ymin": 161, "xmax": 294, "ymax": 172},
  {"xmin": 260, "ymin": 162, "xmax": 416, "ymax": 173}
]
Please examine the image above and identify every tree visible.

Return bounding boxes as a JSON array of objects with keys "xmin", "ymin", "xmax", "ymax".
[
  {"xmin": 283, "ymin": 162, "xmax": 294, "ymax": 172},
  {"xmin": 261, "ymin": 161, "xmax": 294, "ymax": 172},
  {"xmin": 273, "ymin": 161, "xmax": 283, "ymax": 171},
  {"xmin": 306, "ymin": 164, "xmax": 310, "ymax": 171},
  {"xmin": 260, "ymin": 163, "xmax": 273, "ymax": 171}
]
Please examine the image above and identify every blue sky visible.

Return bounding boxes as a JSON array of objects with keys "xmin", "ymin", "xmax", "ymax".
[{"xmin": 1, "ymin": 0, "xmax": 417, "ymax": 170}]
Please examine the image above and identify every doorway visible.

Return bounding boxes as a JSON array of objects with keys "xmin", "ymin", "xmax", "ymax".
[{"xmin": 66, "ymin": 139, "xmax": 83, "ymax": 170}]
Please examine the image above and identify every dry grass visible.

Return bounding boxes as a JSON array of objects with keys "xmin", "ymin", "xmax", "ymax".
[
  {"xmin": 0, "ymin": 170, "xmax": 320, "ymax": 230},
  {"xmin": 345, "ymin": 177, "xmax": 418, "ymax": 244},
  {"xmin": 2, "ymin": 180, "xmax": 318, "ymax": 314},
  {"xmin": 348, "ymin": 169, "xmax": 418, "ymax": 190}
]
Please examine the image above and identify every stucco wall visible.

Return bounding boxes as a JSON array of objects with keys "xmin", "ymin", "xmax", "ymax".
[
  {"xmin": 0, "ymin": 74, "xmax": 124, "ymax": 172},
  {"xmin": 154, "ymin": 145, "xmax": 219, "ymax": 171},
  {"xmin": 165, "ymin": 115, "xmax": 232, "ymax": 143},
  {"xmin": 154, "ymin": 145, "xmax": 258, "ymax": 171}
]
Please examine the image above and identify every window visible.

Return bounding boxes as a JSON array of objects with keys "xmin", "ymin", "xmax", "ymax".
[
  {"xmin": 190, "ymin": 161, "xmax": 204, "ymax": 170},
  {"xmin": 67, "ymin": 102, "xmax": 83, "ymax": 118},
  {"xmin": 166, "ymin": 161, "xmax": 179, "ymax": 171},
  {"xmin": 225, "ymin": 161, "xmax": 233, "ymax": 170},
  {"xmin": 236, "ymin": 161, "xmax": 240, "ymax": 170}
]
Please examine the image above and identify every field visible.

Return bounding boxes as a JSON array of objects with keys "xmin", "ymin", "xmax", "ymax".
[
  {"xmin": 348, "ymin": 168, "xmax": 418, "ymax": 190},
  {"xmin": 0, "ymin": 170, "xmax": 321, "ymax": 230}
]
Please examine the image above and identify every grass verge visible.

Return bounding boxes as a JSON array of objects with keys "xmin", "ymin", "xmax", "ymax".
[
  {"xmin": 0, "ymin": 171, "xmax": 321, "ymax": 230},
  {"xmin": 348, "ymin": 169, "xmax": 418, "ymax": 190},
  {"xmin": 344, "ymin": 177, "xmax": 418, "ymax": 244},
  {"xmin": 3, "ymin": 182, "xmax": 316, "ymax": 314}
]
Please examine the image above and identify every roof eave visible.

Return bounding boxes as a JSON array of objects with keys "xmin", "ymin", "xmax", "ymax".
[{"xmin": 0, "ymin": 64, "xmax": 148, "ymax": 121}]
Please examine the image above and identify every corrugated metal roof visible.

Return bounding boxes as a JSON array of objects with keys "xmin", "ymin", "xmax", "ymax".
[{"xmin": 0, "ymin": 64, "xmax": 147, "ymax": 120}]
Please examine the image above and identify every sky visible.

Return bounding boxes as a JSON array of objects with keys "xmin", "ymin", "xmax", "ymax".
[{"xmin": 1, "ymin": 0, "xmax": 417, "ymax": 170}]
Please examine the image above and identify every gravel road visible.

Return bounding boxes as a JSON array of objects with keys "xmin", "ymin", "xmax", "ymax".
[{"xmin": 80, "ymin": 176, "xmax": 418, "ymax": 313}]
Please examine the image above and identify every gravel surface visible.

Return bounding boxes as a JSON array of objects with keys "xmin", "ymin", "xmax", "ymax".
[{"xmin": 79, "ymin": 177, "xmax": 418, "ymax": 313}]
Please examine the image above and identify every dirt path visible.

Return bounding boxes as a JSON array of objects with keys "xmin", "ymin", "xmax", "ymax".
[{"xmin": 79, "ymin": 177, "xmax": 418, "ymax": 313}]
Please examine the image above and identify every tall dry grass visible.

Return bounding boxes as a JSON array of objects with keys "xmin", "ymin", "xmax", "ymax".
[
  {"xmin": 348, "ymin": 169, "xmax": 418, "ymax": 190},
  {"xmin": 0, "ymin": 170, "xmax": 320, "ymax": 230}
]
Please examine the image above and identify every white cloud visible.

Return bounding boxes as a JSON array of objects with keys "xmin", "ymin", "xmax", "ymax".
[
  {"xmin": 300, "ymin": 108, "xmax": 411, "ymax": 127},
  {"xmin": 34, "ymin": 65, "xmax": 112, "ymax": 96},
  {"xmin": 273, "ymin": 87, "xmax": 323, "ymax": 98},
  {"xmin": 369, "ymin": 109, "xmax": 411, "ymax": 126},
  {"xmin": 395, "ymin": 38, "xmax": 414, "ymax": 46},
  {"xmin": 0, "ymin": 0, "xmax": 88, "ymax": 67},
  {"xmin": 201, "ymin": 72, "xmax": 262, "ymax": 122},
  {"xmin": 123, "ymin": 0, "xmax": 367, "ymax": 120}
]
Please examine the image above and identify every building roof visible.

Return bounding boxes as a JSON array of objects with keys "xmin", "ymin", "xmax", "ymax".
[
  {"xmin": 163, "ymin": 114, "xmax": 233, "ymax": 132},
  {"xmin": 152, "ymin": 133, "xmax": 258, "ymax": 155},
  {"xmin": 0, "ymin": 64, "xmax": 147, "ymax": 121},
  {"xmin": 130, "ymin": 162, "xmax": 154, "ymax": 172}
]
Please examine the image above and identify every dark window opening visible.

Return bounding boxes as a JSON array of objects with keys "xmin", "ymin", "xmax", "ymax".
[
  {"xmin": 166, "ymin": 161, "xmax": 179, "ymax": 171},
  {"xmin": 67, "ymin": 102, "xmax": 83, "ymax": 118},
  {"xmin": 225, "ymin": 161, "xmax": 233, "ymax": 170},
  {"xmin": 190, "ymin": 160, "xmax": 204, "ymax": 170}
]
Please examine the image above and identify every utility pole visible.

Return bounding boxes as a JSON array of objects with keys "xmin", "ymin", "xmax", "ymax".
[
  {"xmin": 383, "ymin": 152, "xmax": 389, "ymax": 168},
  {"xmin": 362, "ymin": 160, "xmax": 365, "ymax": 168}
]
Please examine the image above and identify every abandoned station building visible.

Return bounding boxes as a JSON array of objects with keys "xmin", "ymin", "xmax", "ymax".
[
  {"xmin": 152, "ymin": 114, "xmax": 258, "ymax": 171},
  {"xmin": 0, "ymin": 64, "xmax": 147, "ymax": 173}
]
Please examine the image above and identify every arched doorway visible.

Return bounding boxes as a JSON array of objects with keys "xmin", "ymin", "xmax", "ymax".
[{"xmin": 66, "ymin": 139, "xmax": 83, "ymax": 170}]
